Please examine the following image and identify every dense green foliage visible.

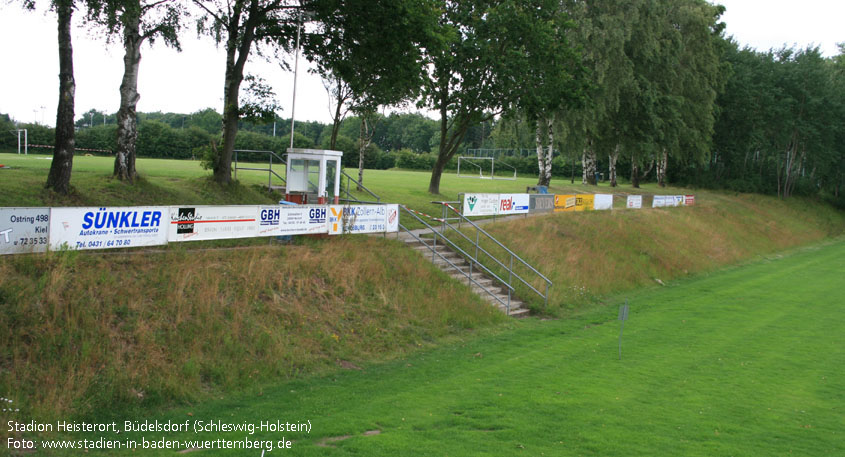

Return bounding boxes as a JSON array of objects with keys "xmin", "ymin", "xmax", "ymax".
[{"xmin": 8, "ymin": 1, "xmax": 844, "ymax": 199}]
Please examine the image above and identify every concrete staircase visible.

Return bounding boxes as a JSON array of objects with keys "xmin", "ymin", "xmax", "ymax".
[{"xmin": 399, "ymin": 233, "xmax": 530, "ymax": 318}]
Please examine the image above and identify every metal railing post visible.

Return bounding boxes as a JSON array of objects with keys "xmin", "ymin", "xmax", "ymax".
[
  {"xmin": 234, "ymin": 150, "xmax": 238, "ymax": 180},
  {"xmin": 508, "ymin": 254, "xmax": 514, "ymax": 293},
  {"xmin": 268, "ymin": 153, "xmax": 272, "ymax": 189},
  {"xmin": 468, "ymin": 257, "xmax": 473, "ymax": 286}
]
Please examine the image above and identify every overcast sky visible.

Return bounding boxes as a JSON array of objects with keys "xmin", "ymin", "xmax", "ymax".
[{"xmin": 0, "ymin": 0, "xmax": 842, "ymax": 128}]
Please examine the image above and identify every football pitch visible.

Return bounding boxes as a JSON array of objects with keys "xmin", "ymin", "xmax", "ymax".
[{"xmin": 66, "ymin": 238, "xmax": 844, "ymax": 456}]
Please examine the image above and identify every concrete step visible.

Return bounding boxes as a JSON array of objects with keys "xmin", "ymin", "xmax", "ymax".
[
  {"xmin": 505, "ymin": 307, "xmax": 531, "ymax": 318},
  {"xmin": 454, "ymin": 275, "xmax": 495, "ymax": 288},
  {"xmin": 400, "ymin": 228, "xmax": 532, "ymax": 318}
]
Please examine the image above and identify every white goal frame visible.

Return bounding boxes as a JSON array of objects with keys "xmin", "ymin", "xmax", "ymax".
[{"xmin": 456, "ymin": 156, "xmax": 516, "ymax": 180}]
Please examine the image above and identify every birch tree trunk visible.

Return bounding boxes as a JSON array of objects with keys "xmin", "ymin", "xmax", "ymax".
[
  {"xmin": 46, "ymin": 0, "xmax": 75, "ymax": 195},
  {"xmin": 541, "ymin": 117, "xmax": 554, "ymax": 187},
  {"xmin": 608, "ymin": 144, "xmax": 619, "ymax": 187},
  {"xmin": 631, "ymin": 155, "xmax": 640, "ymax": 188},
  {"xmin": 535, "ymin": 121, "xmax": 544, "ymax": 184},
  {"xmin": 356, "ymin": 111, "xmax": 378, "ymax": 191},
  {"xmin": 582, "ymin": 136, "xmax": 597, "ymax": 185},
  {"xmin": 656, "ymin": 148, "xmax": 668, "ymax": 188},
  {"xmin": 114, "ymin": 9, "xmax": 143, "ymax": 182}
]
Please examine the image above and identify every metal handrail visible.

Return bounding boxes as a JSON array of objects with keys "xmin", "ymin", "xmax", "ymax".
[
  {"xmin": 233, "ymin": 149, "xmax": 287, "ymax": 189},
  {"xmin": 436, "ymin": 201, "xmax": 552, "ymax": 308},
  {"xmin": 400, "ymin": 206, "xmax": 514, "ymax": 313},
  {"xmin": 439, "ymin": 217, "xmax": 546, "ymax": 301},
  {"xmin": 341, "ymin": 169, "xmax": 380, "ymax": 203},
  {"xmin": 399, "ymin": 223, "xmax": 510, "ymax": 311}
]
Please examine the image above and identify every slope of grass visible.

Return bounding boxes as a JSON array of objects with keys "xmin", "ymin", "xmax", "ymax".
[
  {"xmin": 0, "ymin": 237, "xmax": 506, "ymax": 424},
  {"xmin": 30, "ymin": 238, "xmax": 845, "ymax": 456},
  {"xmin": 460, "ymin": 192, "xmax": 844, "ymax": 313}
]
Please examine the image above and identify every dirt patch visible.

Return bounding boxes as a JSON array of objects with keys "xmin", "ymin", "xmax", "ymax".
[
  {"xmin": 315, "ymin": 430, "xmax": 381, "ymax": 447},
  {"xmin": 315, "ymin": 435, "xmax": 352, "ymax": 447},
  {"xmin": 336, "ymin": 360, "xmax": 362, "ymax": 370}
]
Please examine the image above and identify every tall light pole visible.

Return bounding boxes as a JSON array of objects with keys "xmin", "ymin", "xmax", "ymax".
[{"xmin": 289, "ymin": 12, "xmax": 305, "ymax": 150}]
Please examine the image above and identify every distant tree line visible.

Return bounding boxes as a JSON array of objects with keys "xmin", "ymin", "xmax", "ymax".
[{"xmin": 11, "ymin": 0, "xmax": 844, "ymax": 203}]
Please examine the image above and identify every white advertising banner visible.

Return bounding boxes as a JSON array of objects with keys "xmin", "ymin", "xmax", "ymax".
[
  {"xmin": 463, "ymin": 193, "xmax": 500, "ymax": 217},
  {"xmin": 626, "ymin": 195, "xmax": 642, "ymax": 209},
  {"xmin": 385, "ymin": 204, "xmax": 400, "ymax": 233},
  {"xmin": 593, "ymin": 194, "xmax": 613, "ymax": 211},
  {"xmin": 50, "ymin": 206, "xmax": 168, "ymax": 250},
  {"xmin": 652, "ymin": 196, "xmax": 668, "ymax": 208},
  {"xmin": 498, "ymin": 194, "xmax": 530, "ymax": 215},
  {"xmin": 328, "ymin": 205, "xmax": 393, "ymax": 235},
  {"xmin": 0, "ymin": 208, "xmax": 50, "ymax": 255},
  {"xmin": 673, "ymin": 195, "xmax": 684, "ymax": 207},
  {"xmin": 168, "ymin": 205, "xmax": 259, "ymax": 242},
  {"xmin": 257, "ymin": 205, "xmax": 328, "ymax": 237}
]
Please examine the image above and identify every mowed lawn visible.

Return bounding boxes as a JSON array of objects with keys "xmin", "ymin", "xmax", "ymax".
[
  {"xmin": 0, "ymin": 152, "xmax": 678, "ymax": 209},
  {"xmin": 65, "ymin": 239, "xmax": 844, "ymax": 456}
]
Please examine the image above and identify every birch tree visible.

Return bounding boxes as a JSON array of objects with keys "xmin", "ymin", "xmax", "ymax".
[{"xmin": 88, "ymin": 0, "xmax": 183, "ymax": 182}]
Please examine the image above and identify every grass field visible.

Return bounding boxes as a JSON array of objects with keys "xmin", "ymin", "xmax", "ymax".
[
  {"xmin": 0, "ymin": 152, "xmax": 681, "ymax": 211},
  {"xmin": 2, "ymin": 152, "xmax": 844, "ymax": 456},
  {"xmin": 30, "ymin": 238, "xmax": 844, "ymax": 456}
]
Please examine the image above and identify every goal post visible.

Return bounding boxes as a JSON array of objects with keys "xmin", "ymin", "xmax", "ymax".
[
  {"xmin": 456, "ymin": 156, "xmax": 516, "ymax": 180},
  {"xmin": 10, "ymin": 129, "xmax": 28, "ymax": 155}
]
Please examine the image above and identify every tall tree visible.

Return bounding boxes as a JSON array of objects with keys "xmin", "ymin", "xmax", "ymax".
[
  {"xmin": 307, "ymin": 0, "xmax": 438, "ymax": 186},
  {"xmin": 194, "ymin": 0, "xmax": 297, "ymax": 184},
  {"xmin": 88, "ymin": 0, "xmax": 183, "ymax": 182},
  {"xmin": 557, "ymin": 0, "xmax": 638, "ymax": 187},
  {"xmin": 44, "ymin": 0, "xmax": 77, "ymax": 194},
  {"xmin": 514, "ymin": 0, "xmax": 584, "ymax": 187},
  {"xmin": 421, "ymin": 0, "xmax": 580, "ymax": 194}
]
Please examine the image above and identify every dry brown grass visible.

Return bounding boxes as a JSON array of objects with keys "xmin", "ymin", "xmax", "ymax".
[
  {"xmin": 0, "ymin": 237, "xmax": 504, "ymax": 421},
  {"xmin": 467, "ymin": 193, "xmax": 844, "ymax": 313}
]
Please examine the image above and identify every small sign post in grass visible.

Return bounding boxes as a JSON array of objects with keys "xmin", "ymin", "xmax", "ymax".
[{"xmin": 618, "ymin": 299, "xmax": 629, "ymax": 360}]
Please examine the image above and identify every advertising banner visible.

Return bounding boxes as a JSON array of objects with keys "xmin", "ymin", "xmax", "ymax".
[
  {"xmin": 168, "ymin": 206, "xmax": 259, "ymax": 242},
  {"xmin": 463, "ymin": 193, "xmax": 500, "ymax": 217},
  {"xmin": 554, "ymin": 194, "xmax": 577, "ymax": 212},
  {"xmin": 498, "ymin": 194, "xmax": 530, "ymax": 215},
  {"xmin": 593, "ymin": 194, "xmax": 613, "ymax": 211},
  {"xmin": 576, "ymin": 194, "xmax": 594, "ymax": 211},
  {"xmin": 673, "ymin": 195, "xmax": 684, "ymax": 207},
  {"xmin": 0, "ymin": 208, "xmax": 50, "ymax": 255},
  {"xmin": 385, "ymin": 204, "xmax": 400, "ymax": 233},
  {"xmin": 684, "ymin": 195, "xmax": 695, "ymax": 206},
  {"xmin": 652, "ymin": 196, "xmax": 666, "ymax": 207},
  {"xmin": 50, "ymin": 206, "xmax": 168, "ymax": 250},
  {"xmin": 529, "ymin": 194, "xmax": 555, "ymax": 213},
  {"xmin": 626, "ymin": 195, "xmax": 643, "ymax": 209},
  {"xmin": 257, "ymin": 205, "xmax": 328, "ymax": 237},
  {"xmin": 328, "ymin": 205, "xmax": 392, "ymax": 235}
]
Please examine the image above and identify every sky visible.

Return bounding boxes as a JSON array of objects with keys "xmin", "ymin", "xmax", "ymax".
[{"xmin": 0, "ymin": 0, "xmax": 842, "ymax": 128}]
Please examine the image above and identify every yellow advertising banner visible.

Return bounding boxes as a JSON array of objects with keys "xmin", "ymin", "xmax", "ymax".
[
  {"xmin": 554, "ymin": 194, "xmax": 595, "ymax": 212},
  {"xmin": 578, "ymin": 194, "xmax": 594, "ymax": 211},
  {"xmin": 554, "ymin": 194, "xmax": 577, "ymax": 212}
]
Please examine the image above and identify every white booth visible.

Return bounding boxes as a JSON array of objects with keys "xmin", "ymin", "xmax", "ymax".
[{"xmin": 285, "ymin": 148, "xmax": 343, "ymax": 204}]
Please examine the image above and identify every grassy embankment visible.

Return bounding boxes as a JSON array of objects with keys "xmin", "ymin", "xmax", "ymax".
[
  {"xmin": 28, "ymin": 238, "xmax": 845, "ymax": 456},
  {"xmin": 0, "ymin": 238, "xmax": 506, "ymax": 424},
  {"xmin": 1, "ymin": 152, "xmax": 843, "ymax": 430},
  {"xmin": 454, "ymin": 191, "xmax": 845, "ymax": 313}
]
